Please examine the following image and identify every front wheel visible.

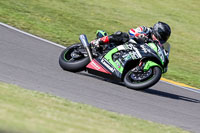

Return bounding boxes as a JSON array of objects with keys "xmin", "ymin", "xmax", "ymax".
[
  {"xmin": 123, "ymin": 67, "xmax": 162, "ymax": 90},
  {"xmin": 59, "ymin": 43, "xmax": 90, "ymax": 72}
]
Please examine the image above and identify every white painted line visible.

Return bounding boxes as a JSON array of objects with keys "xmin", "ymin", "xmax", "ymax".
[
  {"xmin": 0, "ymin": 22, "xmax": 66, "ymax": 49},
  {"xmin": 0, "ymin": 22, "xmax": 199, "ymax": 94}
]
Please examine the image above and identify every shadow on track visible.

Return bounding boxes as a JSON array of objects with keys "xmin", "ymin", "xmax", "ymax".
[
  {"xmin": 78, "ymin": 72, "xmax": 200, "ymax": 103},
  {"xmin": 78, "ymin": 72, "xmax": 124, "ymax": 86},
  {"xmin": 143, "ymin": 89, "xmax": 200, "ymax": 103}
]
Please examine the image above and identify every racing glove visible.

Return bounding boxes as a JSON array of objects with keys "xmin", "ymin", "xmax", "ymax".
[{"xmin": 91, "ymin": 36, "xmax": 109, "ymax": 47}]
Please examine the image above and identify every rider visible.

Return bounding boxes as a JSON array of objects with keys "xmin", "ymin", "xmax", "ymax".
[{"xmin": 91, "ymin": 21, "xmax": 171, "ymax": 48}]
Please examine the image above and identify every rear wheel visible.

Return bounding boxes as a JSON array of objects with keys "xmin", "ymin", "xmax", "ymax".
[
  {"xmin": 59, "ymin": 43, "xmax": 90, "ymax": 72},
  {"xmin": 124, "ymin": 66, "xmax": 162, "ymax": 90}
]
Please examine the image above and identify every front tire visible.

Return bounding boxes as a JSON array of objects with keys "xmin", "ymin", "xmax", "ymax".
[
  {"xmin": 124, "ymin": 67, "xmax": 162, "ymax": 90},
  {"xmin": 59, "ymin": 43, "xmax": 90, "ymax": 72}
]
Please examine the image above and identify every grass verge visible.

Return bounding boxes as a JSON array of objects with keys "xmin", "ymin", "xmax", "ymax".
[
  {"xmin": 0, "ymin": 0, "xmax": 199, "ymax": 88},
  {"xmin": 0, "ymin": 82, "xmax": 188, "ymax": 133}
]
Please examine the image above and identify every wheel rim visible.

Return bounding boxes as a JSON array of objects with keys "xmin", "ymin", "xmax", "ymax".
[
  {"xmin": 64, "ymin": 45, "xmax": 84, "ymax": 62},
  {"xmin": 127, "ymin": 68, "xmax": 153, "ymax": 83}
]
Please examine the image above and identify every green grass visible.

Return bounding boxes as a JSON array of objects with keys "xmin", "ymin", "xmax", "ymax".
[
  {"xmin": 0, "ymin": 0, "xmax": 199, "ymax": 88},
  {"xmin": 0, "ymin": 82, "xmax": 188, "ymax": 133}
]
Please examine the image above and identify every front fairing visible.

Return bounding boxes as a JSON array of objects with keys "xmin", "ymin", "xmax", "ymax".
[
  {"xmin": 122, "ymin": 42, "xmax": 168, "ymax": 67},
  {"xmin": 104, "ymin": 42, "xmax": 168, "ymax": 72}
]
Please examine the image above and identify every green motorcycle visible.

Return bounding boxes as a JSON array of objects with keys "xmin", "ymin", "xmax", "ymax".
[{"xmin": 59, "ymin": 34, "xmax": 170, "ymax": 90}]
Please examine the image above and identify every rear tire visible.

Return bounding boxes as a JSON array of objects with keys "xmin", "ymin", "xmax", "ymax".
[
  {"xmin": 124, "ymin": 67, "xmax": 162, "ymax": 90},
  {"xmin": 59, "ymin": 43, "xmax": 90, "ymax": 72}
]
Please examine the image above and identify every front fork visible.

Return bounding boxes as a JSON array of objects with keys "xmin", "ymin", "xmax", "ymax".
[{"xmin": 132, "ymin": 59, "xmax": 163, "ymax": 73}]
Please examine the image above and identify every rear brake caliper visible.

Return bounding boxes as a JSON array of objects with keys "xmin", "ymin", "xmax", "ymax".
[{"xmin": 70, "ymin": 48, "xmax": 83, "ymax": 59}]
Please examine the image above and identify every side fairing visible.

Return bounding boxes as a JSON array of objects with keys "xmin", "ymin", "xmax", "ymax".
[
  {"xmin": 101, "ymin": 43, "xmax": 143, "ymax": 78},
  {"xmin": 97, "ymin": 42, "xmax": 167, "ymax": 79},
  {"xmin": 134, "ymin": 43, "xmax": 168, "ymax": 72},
  {"xmin": 104, "ymin": 48, "xmax": 124, "ymax": 74}
]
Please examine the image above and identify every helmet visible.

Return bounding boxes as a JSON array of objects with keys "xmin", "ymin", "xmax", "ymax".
[
  {"xmin": 152, "ymin": 21, "xmax": 171, "ymax": 43},
  {"xmin": 96, "ymin": 30, "xmax": 108, "ymax": 39}
]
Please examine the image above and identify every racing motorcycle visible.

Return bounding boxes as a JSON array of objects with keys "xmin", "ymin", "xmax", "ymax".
[{"xmin": 59, "ymin": 34, "xmax": 170, "ymax": 90}]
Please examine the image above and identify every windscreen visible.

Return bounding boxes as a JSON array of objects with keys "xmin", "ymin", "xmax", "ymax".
[
  {"xmin": 163, "ymin": 42, "xmax": 170, "ymax": 53},
  {"xmin": 163, "ymin": 42, "xmax": 170, "ymax": 57}
]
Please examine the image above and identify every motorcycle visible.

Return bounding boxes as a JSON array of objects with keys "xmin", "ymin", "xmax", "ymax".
[{"xmin": 59, "ymin": 34, "xmax": 170, "ymax": 90}]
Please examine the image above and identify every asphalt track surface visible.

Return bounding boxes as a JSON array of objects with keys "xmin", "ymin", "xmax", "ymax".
[{"xmin": 0, "ymin": 24, "xmax": 200, "ymax": 133}]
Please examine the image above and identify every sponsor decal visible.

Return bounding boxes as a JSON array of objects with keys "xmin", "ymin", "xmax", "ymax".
[
  {"xmin": 115, "ymin": 60, "xmax": 121, "ymax": 68},
  {"xmin": 118, "ymin": 58, "xmax": 125, "ymax": 66},
  {"xmin": 140, "ymin": 45, "xmax": 149, "ymax": 53},
  {"xmin": 157, "ymin": 46, "xmax": 165, "ymax": 63},
  {"xmin": 86, "ymin": 60, "xmax": 112, "ymax": 74},
  {"xmin": 101, "ymin": 58, "xmax": 115, "ymax": 72},
  {"xmin": 91, "ymin": 60, "xmax": 101, "ymax": 70},
  {"xmin": 117, "ymin": 45, "xmax": 126, "ymax": 51},
  {"xmin": 125, "ymin": 44, "xmax": 142, "ymax": 58},
  {"xmin": 125, "ymin": 43, "xmax": 134, "ymax": 50},
  {"xmin": 129, "ymin": 51, "xmax": 141, "ymax": 59},
  {"xmin": 122, "ymin": 54, "xmax": 131, "ymax": 61}
]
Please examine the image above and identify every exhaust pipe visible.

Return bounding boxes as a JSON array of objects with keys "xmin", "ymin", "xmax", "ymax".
[{"xmin": 79, "ymin": 34, "xmax": 93, "ymax": 61}]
